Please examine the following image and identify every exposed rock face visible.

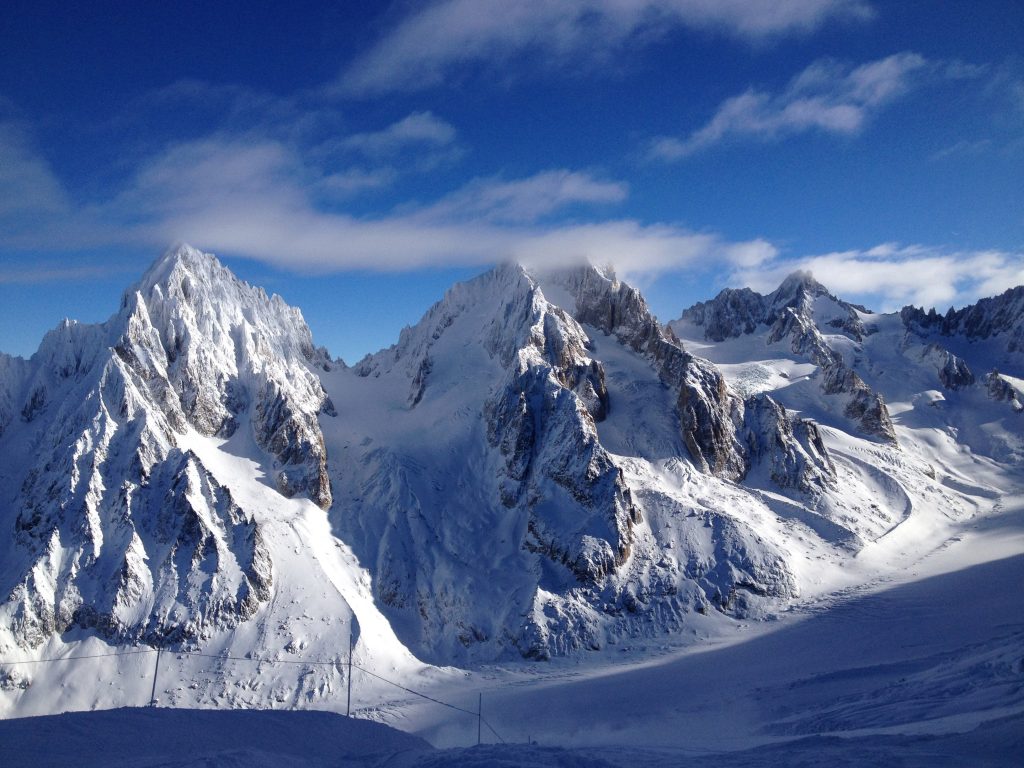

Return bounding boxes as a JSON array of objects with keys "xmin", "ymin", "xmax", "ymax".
[
  {"xmin": 356, "ymin": 264, "xmax": 639, "ymax": 593},
  {"xmin": 132, "ymin": 247, "xmax": 334, "ymax": 508},
  {"xmin": 338, "ymin": 264, "xmax": 808, "ymax": 663},
  {"xmin": 548, "ymin": 265, "xmax": 837, "ymax": 490},
  {"xmin": 740, "ymin": 393, "xmax": 836, "ymax": 493},
  {"xmin": 481, "ymin": 269, "xmax": 639, "ymax": 585},
  {"xmin": 920, "ymin": 344, "xmax": 976, "ymax": 390},
  {"xmin": 548, "ymin": 265, "xmax": 748, "ymax": 478},
  {"xmin": 3, "ymin": 331, "xmax": 273, "ymax": 649},
  {"xmin": 985, "ymin": 371, "xmax": 1024, "ymax": 413},
  {"xmin": 680, "ymin": 287, "xmax": 765, "ymax": 342},
  {"xmin": 683, "ymin": 271, "xmax": 868, "ymax": 344},
  {"xmin": 676, "ymin": 271, "xmax": 896, "ymax": 445}
]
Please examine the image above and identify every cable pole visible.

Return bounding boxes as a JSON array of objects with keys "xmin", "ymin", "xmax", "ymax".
[
  {"xmin": 477, "ymin": 692, "xmax": 482, "ymax": 746},
  {"xmin": 346, "ymin": 628, "xmax": 354, "ymax": 717},
  {"xmin": 149, "ymin": 648, "xmax": 162, "ymax": 707}
]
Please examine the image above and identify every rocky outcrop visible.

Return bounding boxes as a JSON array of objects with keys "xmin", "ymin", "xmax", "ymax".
[
  {"xmin": 4, "ymin": 344, "xmax": 272, "ymax": 650},
  {"xmin": 678, "ymin": 271, "xmax": 896, "ymax": 445},
  {"xmin": 919, "ymin": 344, "xmax": 975, "ymax": 390},
  {"xmin": 487, "ymin": 360, "xmax": 638, "ymax": 586},
  {"xmin": 133, "ymin": 246, "xmax": 335, "ymax": 509},
  {"xmin": 682, "ymin": 271, "xmax": 867, "ymax": 343},
  {"xmin": 740, "ymin": 393, "xmax": 836, "ymax": 493},
  {"xmin": 679, "ymin": 287, "xmax": 766, "ymax": 342},
  {"xmin": 345, "ymin": 265, "xmax": 648, "ymax": 660},
  {"xmin": 548, "ymin": 265, "xmax": 839, "ymax": 484},
  {"xmin": 548, "ymin": 265, "xmax": 749, "ymax": 479},
  {"xmin": 985, "ymin": 371, "xmax": 1023, "ymax": 413}
]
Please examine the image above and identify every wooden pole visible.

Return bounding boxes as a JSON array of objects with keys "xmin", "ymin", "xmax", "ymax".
[
  {"xmin": 149, "ymin": 648, "xmax": 162, "ymax": 707},
  {"xmin": 346, "ymin": 628, "xmax": 354, "ymax": 717}
]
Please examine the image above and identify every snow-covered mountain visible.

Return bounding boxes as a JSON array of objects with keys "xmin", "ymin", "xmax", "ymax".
[
  {"xmin": 328, "ymin": 263, "xmax": 839, "ymax": 662},
  {"xmin": 0, "ymin": 247, "xmax": 425, "ymax": 710},
  {"xmin": 672, "ymin": 272, "xmax": 1023, "ymax": 465},
  {"xmin": 0, "ymin": 246, "xmax": 1021, "ymax": 718}
]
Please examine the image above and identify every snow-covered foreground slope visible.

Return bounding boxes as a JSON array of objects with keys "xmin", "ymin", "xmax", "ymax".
[
  {"xmin": 2, "ymin": 707, "xmax": 432, "ymax": 768},
  {"xmin": 6, "ymin": 524, "xmax": 1023, "ymax": 766},
  {"xmin": 0, "ymin": 246, "xmax": 1022, "ymax": 765}
]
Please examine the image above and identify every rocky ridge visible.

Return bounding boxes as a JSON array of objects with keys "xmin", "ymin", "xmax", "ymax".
[
  {"xmin": 901, "ymin": 286, "xmax": 1024, "ymax": 354},
  {"xmin": 545, "ymin": 265, "xmax": 837, "ymax": 491},
  {"xmin": 675, "ymin": 272, "xmax": 896, "ymax": 444}
]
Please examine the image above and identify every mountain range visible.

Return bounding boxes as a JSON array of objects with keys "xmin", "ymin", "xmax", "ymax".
[{"xmin": 0, "ymin": 245, "xmax": 1020, "ymax": 710}]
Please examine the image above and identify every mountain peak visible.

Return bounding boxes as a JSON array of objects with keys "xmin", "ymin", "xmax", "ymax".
[
  {"xmin": 135, "ymin": 243, "xmax": 231, "ymax": 297},
  {"xmin": 772, "ymin": 270, "xmax": 828, "ymax": 304}
]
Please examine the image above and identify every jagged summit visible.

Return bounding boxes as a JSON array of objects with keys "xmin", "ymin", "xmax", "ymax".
[
  {"xmin": 0, "ymin": 245, "xmax": 343, "ymax": 654},
  {"xmin": 902, "ymin": 284, "xmax": 1024, "ymax": 355},
  {"xmin": 772, "ymin": 269, "xmax": 827, "ymax": 300},
  {"xmin": 128, "ymin": 244, "xmax": 324, "ymax": 363},
  {"xmin": 137, "ymin": 242, "xmax": 217, "ymax": 287},
  {"xmin": 677, "ymin": 270, "xmax": 861, "ymax": 344}
]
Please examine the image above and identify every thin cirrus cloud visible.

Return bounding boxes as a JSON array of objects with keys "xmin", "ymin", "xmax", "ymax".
[
  {"xmin": 312, "ymin": 111, "xmax": 464, "ymax": 182},
  {"xmin": 412, "ymin": 170, "xmax": 629, "ymax": 224},
  {"xmin": 337, "ymin": 0, "xmax": 873, "ymax": 95},
  {"xmin": 733, "ymin": 243, "xmax": 1024, "ymax": 311},
  {"xmin": 648, "ymin": 51, "xmax": 928, "ymax": 160},
  {"xmin": 0, "ymin": 120, "xmax": 70, "ymax": 220},
  {"xmin": 337, "ymin": 111, "xmax": 458, "ymax": 156}
]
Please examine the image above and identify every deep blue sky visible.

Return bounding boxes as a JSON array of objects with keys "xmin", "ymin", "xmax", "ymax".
[{"xmin": 1, "ymin": 0, "xmax": 1022, "ymax": 362}]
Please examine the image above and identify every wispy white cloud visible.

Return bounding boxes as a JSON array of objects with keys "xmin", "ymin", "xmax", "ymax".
[
  {"xmin": 0, "ymin": 262, "xmax": 135, "ymax": 285},
  {"xmin": 4, "ymin": 99, "xmax": 1015, "ymax": 316},
  {"xmin": 316, "ymin": 167, "xmax": 399, "ymax": 197},
  {"xmin": 929, "ymin": 138, "xmax": 993, "ymax": 162},
  {"xmin": 108, "ymin": 85, "xmax": 463, "ymax": 194},
  {"xmin": 413, "ymin": 170, "xmax": 628, "ymax": 224},
  {"xmin": 337, "ymin": 111, "xmax": 457, "ymax": 156},
  {"xmin": 512, "ymin": 224, "xmax": 778, "ymax": 284},
  {"xmin": 732, "ymin": 243, "xmax": 1024, "ymax": 311},
  {"xmin": 112, "ymin": 138, "xmax": 763, "ymax": 275},
  {"xmin": 648, "ymin": 52, "xmax": 928, "ymax": 160},
  {"xmin": 338, "ymin": 0, "xmax": 872, "ymax": 95}
]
